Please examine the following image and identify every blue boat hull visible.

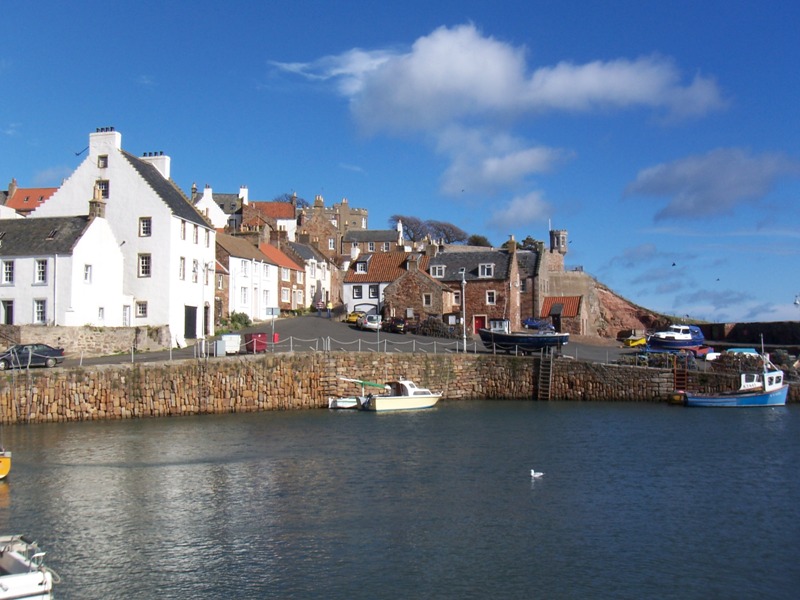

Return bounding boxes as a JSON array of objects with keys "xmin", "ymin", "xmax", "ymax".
[
  {"xmin": 684, "ymin": 385, "xmax": 788, "ymax": 407},
  {"xmin": 478, "ymin": 328, "xmax": 569, "ymax": 353}
]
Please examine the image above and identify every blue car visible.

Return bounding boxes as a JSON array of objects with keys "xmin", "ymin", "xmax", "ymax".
[{"xmin": 0, "ymin": 343, "xmax": 65, "ymax": 370}]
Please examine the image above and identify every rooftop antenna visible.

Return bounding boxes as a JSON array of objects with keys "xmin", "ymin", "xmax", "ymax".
[{"xmin": 74, "ymin": 146, "xmax": 89, "ymax": 156}]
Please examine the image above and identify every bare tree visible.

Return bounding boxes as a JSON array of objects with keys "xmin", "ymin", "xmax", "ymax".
[
  {"xmin": 426, "ymin": 220, "xmax": 468, "ymax": 244},
  {"xmin": 389, "ymin": 215, "xmax": 427, "ymax": 242},
  {"xmin": 272, "ymin": 192, "xmax": 309, "ymax": 209}
]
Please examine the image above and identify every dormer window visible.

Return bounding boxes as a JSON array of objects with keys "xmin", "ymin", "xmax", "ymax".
[
  {"xmin": 430, "ymin": 265, "xmax": 445, "ymax": 278},
  {"xmin": 479, "ymin": 263, "xmax": 494, "ymax": 278},
  {"xmin": 356, "ymin": 262, "xmax": 367, "ymax": 273},
  {"xmin": 98, "ymin": 155, "xmax": 108, "ymax": 168}
]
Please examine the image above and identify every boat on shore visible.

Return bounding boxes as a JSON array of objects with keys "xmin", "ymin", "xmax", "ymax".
[
  {"xmin": 478, "ymin": 319, "xmax": 568, "ymax": 354},
  {"xmin": 681, "ymin": 352, "xmax": 788, "ymax": 407},
  {"xmin": 0, "ymin": 449, "xmax": 10, "ymax": 480},
  {"xmin": 0, "ymin": 534, "xmax": 58, "ymax": 599},
  {"xmin": 360, "ymin": 379, "xmax": 442, "ymax": 412},
  {"xmin": 647, "ymin": 324, "xmax": 704, "ymax": 349}
]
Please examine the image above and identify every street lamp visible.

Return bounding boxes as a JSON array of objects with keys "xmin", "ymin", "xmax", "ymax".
[{"xmin": 460, "ymin": 268, "xmax": 467, "ymax": 353}]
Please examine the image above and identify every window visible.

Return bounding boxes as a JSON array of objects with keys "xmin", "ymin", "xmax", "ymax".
[
  {"xmin": 281, "ymin": 288, "xmax": 290, "ymax": 303},
  {"xmin": 205, "ymin": 230, "xmax": 210, "ymax": 248},
  {"xmin": 242, "ymin": 260, "xmax": 249, "ymax": 277},
  {"xmin": 368, "ymin": 242, "xmax": 375, "ymax": 252},
  {"xmin": 310, "ymin": 264, "xmax": 316, "ymax": 279},
  {"xmin": 353, "ymin": 286, "xmax": 363, "ymax": 299},
  {"xmin": 98, "ymin": 307, "xmax": 104, "ymax": 320},
  {"xmin": 362, "ymin": 217, "xmax": 367, "ymax": 228},
  {"xmin": 296, "ymin": 271, "xmax": 303, "ymax": 284},
  {"xmin": 241, "ymin": 287, "xmax": 248, "ymax": 304},
  {"xmin": 356, "ymin": 262, "xmax": 367, "ymax": 273},
  {"xmin": 193, "ymin": 224, "xmax": 199, "ymax": 244},
  {"xmin": 138, "ymin": 254, "xmax": 152, "ymax": 278},
  {"xmin": 136, "ymin": 301, "xmax": 148, "ymax": 317},
  {"xmin": 2, "ymin": 260, "xmax": 14, "ymax": 284},
  {"xmin": 328, "ymin": 238, "xmax": 335, "ymax": 250},
  {"xmin": 84, "ymin": 264, "xmax": 92, "ymax": 283},
  {"xmin": 383, "ymin": 242, "xmax": 390, "ymax": 251},
  {"xmin": 263, "ymin": 290, "xmax": 269, "ymax": 306},
  {"xmin": 454, "ymin": 291, "xmax": 461, "ymax": 305},
  {"xmin": 281, "ymin": 268, "xmax": 290, "ymax": 282},
  {"xmin": 181, "ymin": 220, "xmax": 186, "ymax": 240},
  {"xmin": 179, "ymin": 257, "xmax": 186, "ymax": 280},
  {"xmin": 139, "ymin": 217, "xmax": 152, "ymax": 237},
  {"xmin": 34, "ymin": 299, "xmax": 46, "ymax": 323},
  {"xmin": 486, "ymin": 290, "xmax": 496, "ymax": 305},
  {"xmin": 479, "ymin": 263, "xmax": 494, "ymax": 278},
  {"xmin": 97, "ymin": 155, "xmax": 108, "ymax": 168},
  {"xmin": 192, "ymin": 259, "xmax": 199, "ymax": 283},
  {"xmin": 369, "ymin": 285, "xmax": 379, "ymax": 299},
  {"xmin": 422, "ymin": 293, "xmax": 432, "ymax": 307},
  {"xmin": 35, "ymin": 259, "xmax": 47, "ymax": 284},
  {"xmin": 430, "ymin": 265, "xmax": 445, "ymax": 278},
  {"xmin": 263, "ymin": 264, "xmax": 269, "ymax": 278},
  {"xmin": 97, "ymin": 180, "xmax": 109, "ymax": 199},
  {"xmin": 217, "ymin": 274, "xmax": 224, "ymax": 290}
]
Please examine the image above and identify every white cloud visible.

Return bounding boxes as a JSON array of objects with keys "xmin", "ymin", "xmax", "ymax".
[
  {"xmin": 487, "ymin": 191, "xmax": 551, "ymax": 231},
  {"xmin": 625, "ymin": 148, "xmax": 800, "ymax": 220}
]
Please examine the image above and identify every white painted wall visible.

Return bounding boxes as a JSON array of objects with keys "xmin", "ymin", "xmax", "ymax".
[
  {"xmin": 194, "ymin": 186, "xmax": 229, "ymax": 229},
  {"xmin": 227, "ymin": 257, "xmax": 279, "ymax": 321}
]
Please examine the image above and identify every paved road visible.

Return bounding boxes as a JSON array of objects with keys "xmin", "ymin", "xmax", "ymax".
[{"xmin": 60, "ymin": 314, "xmax": 629, "ymax": 368}]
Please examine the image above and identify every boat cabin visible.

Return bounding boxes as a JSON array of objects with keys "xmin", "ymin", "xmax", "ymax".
[{"xmin": 386, "ymin": 380, "xmax": 432, "ymax": 397}]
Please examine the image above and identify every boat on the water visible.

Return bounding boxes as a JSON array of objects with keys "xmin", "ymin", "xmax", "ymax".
[
  {"xmin": 0, "ymin": 534, "xmax": 58, "ymax": 599},
  {"xmin": 358, "ymin": 379, "xmax": 442, "ymax": 412},
  {"xmin": 647, "ymin": 324, "xmax": 704, "ymax": 349},
  {"xmin": 328, "ymin": 377, "xmax": 388, "ymax": 409},
  {"xmin": 681, "ymin": 352, "xmax": 788, "ymax": 407},
  {"xmin": 0, "ymin": 450, "xmax": 9, "ymax": 480},
  {"xmin": 478, "ymin": 319, "xmax": 568, "ymax": 354}
]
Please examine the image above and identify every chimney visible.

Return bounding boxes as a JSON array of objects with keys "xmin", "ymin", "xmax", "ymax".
[
  {"xmin": 89, "ymin": 127, "xmax": 122, "ymax": 157},
  {"xmin": 240, "ymin": 186, "xmax": 249, "ymax": 205},
  {"xmin": 508, "ymin": 234, "xmax": 517, "ymax": 254},
  {"xmin": 88, "ymin": 182, "xmax": 106, "ymax": 219},
  {"xmin": 140, "ymin": 150, "xmax": 171, "ymax": 179},
  {"xmin": 7, "ymin": 178, "xmax": 17, "ymax": 198}
]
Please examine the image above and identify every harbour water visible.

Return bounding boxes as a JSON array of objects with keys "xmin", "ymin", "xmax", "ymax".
[{"xmin": 2, "ymin": 400, "xmax": 799, "ymax": 599}]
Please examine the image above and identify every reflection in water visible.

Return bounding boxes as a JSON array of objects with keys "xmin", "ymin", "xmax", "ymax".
[{"xmin": 2, "ymin": 403, "xmax": 800, "ymax": 599}]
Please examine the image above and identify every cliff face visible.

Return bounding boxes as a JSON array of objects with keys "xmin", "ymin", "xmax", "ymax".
[{"xmin": 594, "ymin": 286, "xmax": 671, "ymax": 339}]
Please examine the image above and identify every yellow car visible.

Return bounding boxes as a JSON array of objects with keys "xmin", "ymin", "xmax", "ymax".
[{"xmin": 345, "ymin": 311, "xmax": 366, "ymax": 324}]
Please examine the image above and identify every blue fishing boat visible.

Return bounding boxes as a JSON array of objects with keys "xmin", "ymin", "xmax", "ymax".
[
  {"xmin": 478, "ymin": 319, "xmax": 568, "ymax": 354},
  {"xmin": 682, "ymin": 353, "xmax": 788, "ymax": 407},
  {"xmin": 647, "ymin": 324, "xmax": 704, "ymax": 349}
]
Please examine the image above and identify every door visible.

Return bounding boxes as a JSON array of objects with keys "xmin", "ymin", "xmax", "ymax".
[
  {"xmin": 473, "ymin": 315, "xmax": 486, "ymax": 333},
  {"xmin": 185, "ymin": 305, "xmax": 198, "ymax": 339},
  {"xmin": 2, "ymin": 301, "xmax": 13, "ymax": 325},
  {"xmin": 122, "ymin": 305, "xmax": 130, "ymax": 327}
]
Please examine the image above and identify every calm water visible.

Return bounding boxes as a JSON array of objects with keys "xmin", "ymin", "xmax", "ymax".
[{"xmin": 1, "ymin": 401, "xmax": 799, "ymax": 599}]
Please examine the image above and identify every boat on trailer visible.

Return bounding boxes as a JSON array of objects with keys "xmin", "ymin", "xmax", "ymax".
[
  {"xmin": 478, "ymin": 319, "xmax": 568, "ymax": 354},
  {"xmin": 0, "ymin": 534, "xmax": 58, "ymax": 600}
]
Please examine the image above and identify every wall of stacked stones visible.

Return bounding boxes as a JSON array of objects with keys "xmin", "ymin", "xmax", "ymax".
[{"xmin": 0, "ymin": 353, "xmax": 794, "ymax": 424}]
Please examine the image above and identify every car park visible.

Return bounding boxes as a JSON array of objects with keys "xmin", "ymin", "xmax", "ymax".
[{"xmin": 0, "ymin": 343, "xmax": 65, "ymax": 370}]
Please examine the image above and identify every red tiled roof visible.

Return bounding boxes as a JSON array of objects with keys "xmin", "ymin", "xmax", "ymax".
[
  {"xmin": 5, "ymin": 187, "xmax": 57, "ymax": 212},
  {"xmin": 344, "ymin": 252, "xmax": 430, "ymax": 283},
  {"xmin": 540, "ymin": 296, "xmax": 582, "ymax": 318},
  {"xmin": 258, "ymin": 243, "xmax": 303, "ymax": 271}
]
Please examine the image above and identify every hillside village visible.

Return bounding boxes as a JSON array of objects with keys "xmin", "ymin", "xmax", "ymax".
[{"xmin": 0, "ymin": 127, "xmax": 667, "ymax": 351}]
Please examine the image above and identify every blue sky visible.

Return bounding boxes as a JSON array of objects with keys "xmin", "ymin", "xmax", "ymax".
[{"xmin": 2, "ymin": 1, "xmax": 799, "ymax": 323}]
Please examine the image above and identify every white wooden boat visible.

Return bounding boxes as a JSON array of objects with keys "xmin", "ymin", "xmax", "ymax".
[
  {"xmin": 360, "ymin": 379, "xmax": 442, "ymax": 412},
  {"xmin": 0, "ymin": 535, "xmax": 58, "ymax": 599}
]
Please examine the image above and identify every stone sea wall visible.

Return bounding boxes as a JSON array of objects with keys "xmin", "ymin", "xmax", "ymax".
[{"xmin": 0, "ymin": 353, "xmax": 795, "ymax": 424}]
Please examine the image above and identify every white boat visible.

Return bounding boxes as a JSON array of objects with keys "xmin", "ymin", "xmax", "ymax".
[
  {"xmin": 328, "ymin": 377, "xmax": 387, "ymax": 409},
  {"xmin": 0, "ymin": 535, "xmax": 58, "ymax": 600},
  {"xmin": 360, "ymin": 379, "xmax": 442, "ymax": 412}
]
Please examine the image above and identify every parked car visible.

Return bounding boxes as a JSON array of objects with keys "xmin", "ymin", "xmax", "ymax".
[
  {"xmin": 383, "ymin": 317, "xmax": 407, "ymax": 334},
  {"xmin": 0, "ymin": 343, "xmax": 65, "ymax": 370},
  {"xmin": 345, "ymin": 311, "xmax": 366, "ymax": 324},
  {"xmin": 358, "ymin": 314, "xmax": 382, "ymax": 331}
]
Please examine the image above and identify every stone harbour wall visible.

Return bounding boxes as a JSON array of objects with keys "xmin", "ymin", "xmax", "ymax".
[{"xmin": 0, "ymin": 353, "xmax": 795, "ymax": 424}]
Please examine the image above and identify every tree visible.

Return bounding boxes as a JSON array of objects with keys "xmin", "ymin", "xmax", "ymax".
[
  {"xmin": 388, "ymin": 215, "xmax": 427, "ymax": 242},
  {"xmin": 273, "ymin": 192, "xmax": 309, "ymax": 209},
  {"xmin": 426, "ymin": 220, "xmax": 468, "ymax": 244},
  {"xmin": 467, "ymin": 234, "xmax": 493, "ymax": 247}
]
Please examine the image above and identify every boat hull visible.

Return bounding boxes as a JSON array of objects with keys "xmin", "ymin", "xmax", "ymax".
[
  {"xmin": 478, "ymin": 329, "xmax": 569, "ymax": 353},
  {"xmin": 684, "ymin": 385, "xmax": 788, "ymax": 407},
  {"xmin": 0, "ymin": 451, "xmax": 10, "ymax": 480},
  {"xmin": 361, "ymin": 394, "xmax": 441, "ymax": 412},
  {"xmin": 327, "ymin": 396, "xmax": 364, "ymax": 409}
]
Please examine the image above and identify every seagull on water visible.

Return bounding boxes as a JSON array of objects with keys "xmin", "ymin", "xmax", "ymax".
[{"xmin": 530, "ymin": 469, "xmax": 544, "ymax": 479}]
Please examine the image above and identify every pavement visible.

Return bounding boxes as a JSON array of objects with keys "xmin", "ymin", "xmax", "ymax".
[{"xmin": 61, "ymin": 314, "xmax": 630, "ymax": 368}]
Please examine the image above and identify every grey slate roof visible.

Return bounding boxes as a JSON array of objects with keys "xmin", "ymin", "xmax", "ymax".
[
  {"xmin": 0, "ymin": 216, "xmax": 92, "ymax": 256},
  {"xmin": 515, "ymin": 249, "xmax": 540, "ymax": 278},
  {"xmin": 343, "ymin": 229, "xmax": 398, "ymax": 243},
  {"xmin": 287, "ymin": 241, "xmax": 327, "ymax": 263},
  {"xmin": 122, "ymin": 151, "xmax": 209, "ymax": 228},
  {"xmin": 427, "ymin": 250, "xmax": 513, "ymax": 282}
]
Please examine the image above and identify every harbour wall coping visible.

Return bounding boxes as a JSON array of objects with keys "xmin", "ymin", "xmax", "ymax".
[{"xmin": 0, "ymin": 353, "xmax": 796, "ymax": 424}]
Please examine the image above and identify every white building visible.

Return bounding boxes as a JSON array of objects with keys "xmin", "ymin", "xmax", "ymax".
[
  {"xmin": 193, "ymin": 185, "xmax": 229, "ymax": 230},
  {"xmin": 31, "ymin": 127, "xmax": 216, "ymax": 344},
  {"xmin": 0, "ymin": 212, "xmax": 126, "ymax": 327},
  {"xmin": 287, "ymin": 241, "xmax": 333, "ymax": 306},
  {"xmin": 216, "ymin": 233, "xmax": 279, "ymax": 322}
]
